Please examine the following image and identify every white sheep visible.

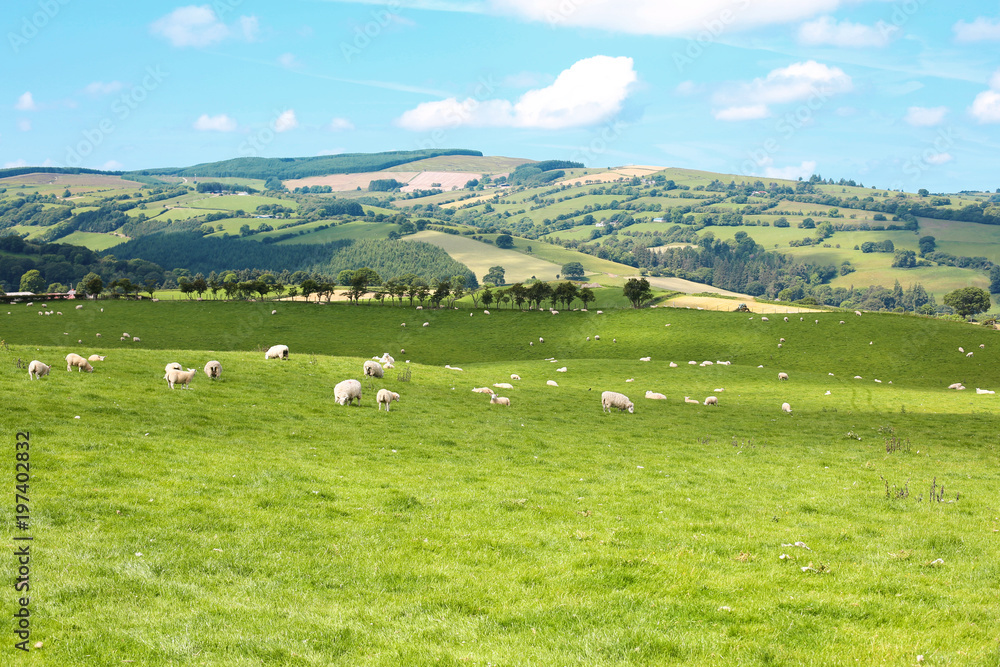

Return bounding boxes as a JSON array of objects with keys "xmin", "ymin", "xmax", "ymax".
[
  {"xmin": 683, "ymin": 396, "xmax": 699, "ymax": 404},
  {"xmin": 781, "ymin": 402, "xmax": 792, "ymax": 413},
  {"xmin": 594, "ymin": 335, "xmax": 600, "ymax": 341},
  {"xmin": 416, "ymin": 305, "xmax": 423, "ymax": 310},
  {"xmin": 980, "ymin": 344, "xmax": 985, "ymax": 349},
  {"xmin": 704, "ymin": 396, "xmax": 718, "ymax": 406},
  {"xmin": 639, "ymin": 356, "xmax": 651, "ymax": 362},
  {"xmin": 840, "ymin": 321, "xmax": 845, "ymax": 324},
  {"xmin": 959, "ymin": 347, "xmax": 964, "ymax": 353},
  {"xmin": 164, "ymin": 362, "xmax": 183, "ymax": 378},
  {"xmin": 377, "ymin": 389, "xmax": 400, "ymax": 411},
  {"xmin": 75, "ymin": 305, "xmax": 83, "ymax": 310},
  {"xmin": 778, "ymin": 372, "xmax": 789, "ymax": 381},
  {"xmin": 701, "ymin": 361, "xmax": 713, "ymax": 366},
  {"xmin": 490, "ymin": 395, "xmax": 510, "ymax": 406},
  {"xmin": 601, "ymin": 391, "xmax": 634, "ymax": 413},
  {"xmin": 423, "ymin": 322, "xmax": 429, "ymax": 327},
  {"xmin": 688, "ymin": 361, "xmax": 697, "ymax": 365},
  {"xmin": 96, "ymin": 333, "xmax": 101, "ymax": 338},
  {"xmin": 783, "ymin": 317, "xmax": 788, "ymax": 322},
  {"xmin": 384, "ymin": 363, "xmax": 395, "ymax": 370},
  {"xmin": 546, "ymin": 380, "xmax": 559, "ymax": 387},
  {"xmin": 28, "ymin": 360, "xmax": 50, "ymax": 380},
  {"xmin": 122, "ymin": 332, "xmax": 130, "ymax": 338},
  {"xmin": 132, "ymin": 337, "xmax": 140, "ymax": 343},
  {"xmin": 645, "ymin": 391, "xmax": 667, "ymax": 400},
  {"xmin": 164, "ymin": 368, "xmax": 196, "ymax": 389},
  {"xmin": 669, "ymin": 362, "xmax": 678, "ymax": 368},
  {"xmin": 510, "ymin": 374, "xmax": 520, "ymax": 380},
  {"xmin": 484, "ymin": 310, "xmax": 490, "ymax": 314},
  {"xmin": 976, "ymin": 388, "xmax": 995, "ymax": 394},
  {"xmin": 529, "ymin": 342, "xmax": 533, "ymax": 346},
  {"xmin": 444, "ymin": 364, "xmax": 463, "ymax": 371},
  {"xmin": 556, "ymin": 367, "xmax": 567, "ymax": 372},
  {"xmin": 761, "ymin": 316, "xmax": 769, "ymax": 322},
  {"xmin": 401, "ymin": 323, "xmax": 406, "ymax": 327},
  {"xmin": 66, "ymin": 353, "xmax": 93, "ymax": 373},
  {"xmin": 966, "ymin": 352, "xmax": 974, "ymax": 357},
  {"xmin": 265, "ymin": 344, "xmax": 289, "ymax": 360},
  {"xmin": 204, "ymin": 360, "xmax": 222, "ymax": 379},
  {"xmin": 363, "ymin": 360, "xmax": 384, "ymax": 378},
  {"xmin": 56, "ymin": 311, "xmax": 62, "ymax": 315},
  {"xmin": 586, "ymin": 336, "xmax": 590, "ymax": 341},
  {"xmin": 539, "ymin": 337, "xmax": 544, "ymax": 343},
  {"xmin": 471, "ymin": 387, "xmax": 495, "ymax": 394},
  {"xmin": 778, "ymin": 344, "xmax": 782, "ymax": 348},
  {"xmin": 780, "ymin": 338, "xmax": 785, "ymax": 343},
  {"xmin": 379, "ymin": 353, "xmax": 394, "ymax": 365},
  {"xmin": 947, "ymin": 382, "xmax": 964, "ymax": 390},
  {"xmin": 271, "ymin": 310, "xmax": 277, "ymax": 315},
  {"xmin": 493, "ymin": 382, "xmax": 513, "ymax": 389},
  {"xmin": 88, "ymin": 354, "xmax": 105, "ymax": 362},
  {"xmin": 334, "ymin": 379, "xmax": 363, "ymax": 406},
  {"xmin": 625, "ymin": 378, "xmax": 634, "ymax": 382},
  {"xmin": 855, "ymin": 311, "xmax": 862, "ymax": 316}
]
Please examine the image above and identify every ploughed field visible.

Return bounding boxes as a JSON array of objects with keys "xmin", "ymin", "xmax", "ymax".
[{"xmin": 1, "ymin": 301, "xmax": 998, "ymax": 665}]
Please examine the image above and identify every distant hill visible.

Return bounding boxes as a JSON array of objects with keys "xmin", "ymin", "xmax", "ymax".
[{"xmin": 129, "ymin": 149, "xmax": 484, "ymax": 180}]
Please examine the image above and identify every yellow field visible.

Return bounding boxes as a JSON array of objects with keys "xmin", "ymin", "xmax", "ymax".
[{"xmin": 402, "ymin": 231, "xmax": 562, "ymax": 283}]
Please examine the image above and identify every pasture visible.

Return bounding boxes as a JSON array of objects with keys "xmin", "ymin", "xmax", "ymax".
[
  {"xmin": 402, "ymin": 230, "xmax": 563, "ymax": 283},
  {"xmin": 1, "ymin": 300, "xmax": 998, "ymax": 665}
]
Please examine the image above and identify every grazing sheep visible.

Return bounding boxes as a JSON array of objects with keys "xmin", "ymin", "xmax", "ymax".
[
  {"xmin": 122, "ymin": 332, "xmax": 130, "ymax": 338},
  {"xmin": 334, "ymin": 379, "xmax": 363, "ymax": 406},
  {"xmin": 704, "ymin": 396, "xmax": 718, "ymax": 406},
  {"xmin": 783, "ymin": 317, "xmax": 788, "ymax": 322},
  {"xmin": 379, "ymin": 353, "xmax": 394, "ymax": 365},
  {"xmin": 547, "ymin": 380, "xmax": 559, "ymax": 387},
  {"xmin": 88, "ymin": 354, "xmax": 105, "ymax": 362},
  {"xmin": 377, "ymin": 389, "xmax": 400, "ymax": 411},
  {"xmin": 683, "ymin": 396, "xmax": 699, "ymax": 404},
  {"xmin": 472, "ymin": 387, "xmax": 495, "ymax": 394},
  {"xmin": 855, "ymin": 311, "xmax": 862, "ymax": 316},
  {"xmin": 423, "ymin": 322, "xmax": 429, "ymax": 327},
  {"xmin": 132, "ymin": 337, "xmax": 140, "ymax": 343},
  {"xmin": 484, "ymin": 310, "xmax": 490, "ymax": 314},
  {"xmin": 75, "ymin": 305, "xmax": 83, "ymax": 310},
  {"xmin": 363, "ymin": 360, "xmax": 384, "ymax": 378},
  {"xmin": 490, "ymin": 395, "xmax": 510, "ymax": 406},
  {"xmin": 493, "ymin": 382, "xmax": 513, "ymax": 389},
  {"xmin": 594, "ymin": 335, "xmax": 600, "ymax": 340},
  {"xmin": 556, "ymin": 367, "xmax": 567, "ymax": 372},
  {"xmin": 265, "ymin": 344, "xmax": 289, "ymax": 360},
  {"xmin": 688, "ymin": 361, "xmax": 697, "ymax": 365},
  {"xmin": 510, "ymin": 374, "xmax": 520, "ymax": 380},
  {"xmin": 204, "ymin": 360, "xmax": 222, "ymax": 379},
  {"xmin": 165, "ymin": 362, "xmax": 182, "ymax": 373},
  {"xmin": 645, "ymin": 391, "xmax": 667, "ymax": 400},
  {"xmin": 761, "ymin": 316, "xmax": 769, "ymax": 322},
  {"xmin": 28, "ymin": 360, "xmax": 50, "ymax": 380},
  {"xmin": 779, "ymin": 338, "xmax": 785, "ymax": 343},
  {"xmin": 597, "ymin": 310, "xmax": 603, "ymax": 314},
  {"xmin": 384, "ymin": 363, "xmax": 395, "ymax": 370},
  {"xmin": 66, "ymin": 353, "xmax": 94, "ymax": 373},
  {"xmin": 444, "ymin": 364, "xmax": 463, "ymax": 371},
  {"xmin": 840, "ymin": 320, "xmax": 845, "ymax": 324},
  {"xmin": 639, "ymin": 356, "xmax": 651, "ymax": 362},
  {"xmin": 271, "ymin": 310, "xmax": 277, "ymax": 315},
  {"xmin": 95, "ymin": 333, "xmax": 101, "ymax": 338},
  {"xmin": 416, "ymin": 305, "xmax": 423, "ymax": 310},
  {"xmin": 601, "ymin": 391, "xmax": 634, "ymax": 413},
  {"xmin": 947, "ymin": 382, "xmax": 964, "ymax": 390},
  {"xmin": 815, "ymin": 320, "xmax": 819, "ymax": 324},
  {"xmin": 401, "ymin": 323, "xmax": 406, "ymax": 327},
  {"xmin": 669, "ymin": 362, "xmax": 678, "ymax": 368},
  {"xmin": 701, "ymin": 361, "xmax": 714, "ymax": 366},
  {"xmin": 625, "ymin": 378, "xmax": 634, "ymax": 382},
  {"xmin": 875, "ymin": 379, "xmax": 882, "ymax": 383},
  {"xmin": 966, "ymin": 352, "xmax": 974, "ymax": 357},
  {"xmin": 980, "ymin": 344, "xmax": 985, "ymax": 349},
  {"xmin": 539, "ymin": 337, "xmax": 544, "ymax": 343},
  {"xmin": 781, "ymin": 402, "xmax": 792, "ymax": 413},
  {"xmin": 165, "ymin": 368, "xmax": 197, "ymax": 389},
  {"xmin": 778, "ymin": 372, "xmax": 789, "ymax": 381},
  {"xmin": 976, "ymin": 388, "xmax": 995, "ymax": 394},
  {"xmin": 778, "ymin": 344, "xmax": 782, "ymax": 349},
  {"xmin": 717, "ymin": 361, "xmax": 731, "ymax": 365}
]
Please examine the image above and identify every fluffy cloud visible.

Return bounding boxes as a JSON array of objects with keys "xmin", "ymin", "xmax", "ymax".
[
  {"xmin": 397, "ymin": 55, "xmax": 636, "ymax": 130},
  {"xmin": 798, "ymin": 16, "xmax": 895, "ymax": 47},
  {"xmin": 714, "ymin": 60, "xmax": 852, "ymax": 120},
  {"xmin": 904, "ymin": 106, "xmax": 947, "ymax": 127},
  {"xmin": 953, "ymin": 16, "xmax": 1000, "ymax": 42},
  {"xmin": 713, "ymin": 105, "xmax": 770, "ymax": 121},
  {"xmin": 151, "ymin": 5, "xmax": 258, "ymax": 47},
  {"xmin": 329, "ymin": 117, "xmax": 355, "ymax": 131},
  {"xmin": 3, "ymin": 159, "xmax": 28, "ymax": 168},
  {"xmin": 764, "ymin": 160, "xmax": 817, "ymax": 181},
  {"xmin": 193, "ymin": 114, "xmax": 238, "ymax": 131},
  {"xmin": 274, "ymin": 110, "xmax": 298, "ymax": 133},
  {"xmin": 84, "ymin": 81, "xmax": 124, "ymax": 96},
  {"xmin": 15, "ymin": 92, "xmax": 36, "ymax": 111},
  {"xmin": 102, "ymin": 160, "xmax": 124, "ymax": 170},
  {"xmin": 970, "ymin": 69, "xmax": 1000, "ymax": 123},
  {"xmin": 488, "ymin": 0, "xmax": 844, "ymax": 36}
]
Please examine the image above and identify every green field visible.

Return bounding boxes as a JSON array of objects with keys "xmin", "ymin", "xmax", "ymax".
[
  {"xmin": 187, "ymin": 194, "xmax": 298, "ymax": 212},
  {"xmin": 1, "ymin": 301, "xmax": 999, "ymax": 664},
  {"xmin": 403, "ymin": 230, "xmax": 563, "ymax": 282},
  {"xmin": 57, "ymin": 231, "xmax": 126, "ymax": 251},
  {"xmin": 383, "ymin": 155, "xmax": 532, "ymax": 174},
  {"xmin": 275, "ymin": 221, "xmax": 399, "ymax": 245}
]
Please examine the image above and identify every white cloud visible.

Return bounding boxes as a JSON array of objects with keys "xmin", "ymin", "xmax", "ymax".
[
  {"xmin": 798, "ymin": 16, "xmax": 895, "ymax": 48},
  {"xmin": 4, "ymin": 159, "xmax": 28, "ymax": 168},
  {"xmin": 764, "ymin": 160, "xmax": 817, "ymax": 181},
  {"xmin": 274, "ymin": 110, "xmax": 298, "ymax": 133},
  {"xmin": 714, "ymin": 105, "xmax": 770, "ymax": 121},
  {"xmin": 84, "ymin": 81, "xmax": 124, "ymax": 96},
  {"xmin": 970, "ymin": 69, "xmax": 1000, "ymax": 123},
  {"xmin": 329, "ymin": 117, "xmax": 355, "ymax": 131},
  {"xmin": 15, "ymin": 92, "xmax": 36, "ymax": 111},
  {"xmin": 904, "ymin": 106, "xmax": 948, "ymax": 127},
  {"xmin": 925, "ymin": 153, "xmax": 952, "ymax": 165},
  {"xmin": 992, "ymin": 70, "xmax": 1000, "ymax": 90},
  {"xmin": 487, "ymin": 0, "xmax": 845, "ymax": 36},
  {"xmin": 713, "ymin": 60, "xmax": 852, "ymax": 119},
  {"xmin": 150, "ymin": 5, "xmax": 258, "ymax": 47},
  {"xmin": 397, "ymin": 55, "xmax": 636, "ymax": 130},
  {"xmin": 17, "ymin": 119, "xmax": 31, "ymax": 132},
  {"xmin": 102, "ymin": 160, "xmax": 124, "ymax": 170},
  {"xmin": 193, "ymin": 114, "xmax": 238, "ymax": 131},
  {"xmin": 953, "ymin": 16, "xmax": 1000, "ymax": 42}
]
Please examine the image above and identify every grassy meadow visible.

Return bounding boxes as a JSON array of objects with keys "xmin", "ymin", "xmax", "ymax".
[{"xmin": 1, "ymin": 300, "xmax": 998, "ymax": 665}]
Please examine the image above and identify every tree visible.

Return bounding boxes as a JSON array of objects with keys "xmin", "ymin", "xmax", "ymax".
[
  {"xmin": 918, "ymin": 188, "xmax": 929, "ymax": 197},
  {"xmin": 891, "ymin": 250, "xmax": 917, "ymax": 268},
  {"xmin": 561, "ymin": 262, "xmax": 586, "ymax": 280},
  {"xmin": 556, "ymin": 281, "xmax": 579, "ymax": 308},
  {"xmin": 943, "ymin": 287, "xmax": 991, "ymax": 319},
  {"xmin": 431, "ymin": 280, "xmax": 450, "ymax": 307},
  {"xmin": 623, "ymin": 277, "xmax": 653, "ymax": 308},
  {"xmin": 144, "ymin": 278, "xmax": 159, "ymax": 299},
  {"xmin": 495, "ymin": 234, "xmax": 514, "ymax": 249},
  {"xmin": 991, "ymin": 266, "xmax": 1000, "ymax": 294},
  {"xmin": 484, "ymin": 265, "xmax": 506, "ymax": 285},
  {"xmin": 337, "ymin": 269, "xmax": 355, "ymax": 286},
  {"xmin": 192, "ymin": 274, "xmax": 208, "ymax": 299},
  {"xmin": 918, "ymin": 235, "xmax": 936, "ymax": 256},
  {"xmin": 19, "ymin": 269, "xmax": 45, "ymax": 294},
  {"xmin": 481, "ymin": 287, "xmax": 494, "ymax": 309},
  {"xmin": 579, "ymin": 287, "xmax": 595, "ymax": 310}
]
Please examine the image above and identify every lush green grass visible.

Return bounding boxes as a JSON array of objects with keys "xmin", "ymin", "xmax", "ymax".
[
  {"xmin": 187, "ymin": 194, "xmax": 298, "ymax": 212},
  {"xmin": 275, "ymin": 221, "xmax": 399, "ymax": 245},
  {"xmin": 2, "ymin": 301, "xmax": 999, "ymax": 665},
  {"xmin": 58, "ymin": 231, "xmax": 126, "ymax": 251}
]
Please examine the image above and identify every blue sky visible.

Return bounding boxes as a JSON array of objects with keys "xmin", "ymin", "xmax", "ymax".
[{"xmin": 3, "ymin": 0, "xmax": 1000, "ymax": 192}]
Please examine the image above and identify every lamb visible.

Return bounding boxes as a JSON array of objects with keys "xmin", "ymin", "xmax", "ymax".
[
  {"xmin": 510, "ymin": 374, "xmax": 520, "ymax": 380},
  {"xmin": 546, "ymin": 380, "xmax": 559, "ymax": 387},
  {"xmin": 601, "ymin": 391, "xmax": 634, "ymax": 413},
  {"xmin": 778, "ymin": 372, "xmax": 789, "ymax": 381},
  {"xmin": 334, "ymin": 379, "xmax": 363, "ymax": 406},
  {"xmin": 204, "ymin": 360, "xmax": 222, "ymax": 379},
  {"xmin": 165, "ymin": 362, "xmax": 182, "ymax": 373},
  {"xmin": 645, "ymin": 391, "xmax": 667, "ymax": 400},
  {"xmin": 980, "ymin": 344, "xmax": 986, "ymax": 349},
  {"xmin": 265, "ymin": 344, "xmax": 289, "ymax": 360},
  {"xmin": 683, "ymin": 396, "xmax": 699, "ymax": 404},
  {"xmin": 377, "ymin": 388, "xmax": 400, "ymax": 411},
  {"xmin": 855, "ymin": 311, "xmax": 862, "ymax": 316},
  {"xmin": 704, "ymin": 396, "xmax": 718, "ymax": 406},
  {"xmin": 165, "ymin": 368, "xmax": 197, "ymax": 389},
  {"xmin": 88, "ymin": 354, "xmax": 105, "ymax": 362},
  {"xmin": 384, "ymin": 363, "xmax": 395, "ymax": 370},
  {"xmin": 639, "ymin": 356, "xmax": 651, "ymax": 362},
  {"xmin": 493, "ymin": 382, "xmax": 513, "ymax": 389},
  {"xmin": 132, "ymin": 337, "xmax": 140, "ymax": 342},
  {"xmin": 781, "ymin": 402, "xmax": 792, "ymax": 413},
  {"xmin": 669, "ymin": 362, "xmax": 678, "ymax": 368},
  {"xmin": 947, "ymin": 383, "xmax": 964, "ymax": 390},
  {"xmin": 959, "ymin": 347, "xmax": 964, "ymax": 353},
  {"xmin": 444, "ymin": 364, "xmax": 463, "ymax": 371},
  {"xmin": 28, "ymin": 360, "xmax": 50, "ymax": 380},
  {"xmin": 966, "ymin": 352, "xmax": 974, "ymax": 357},
  {"xmin": 471, "ymin": 387, "xmax": 495, "ymax": 394},
  {"xmin": 363, "ymin": 360, "xmax": 384, "ymax": 378},
  {"xmin": 65, "ymin": 353, "xmax": 94, "ymax": 373},
  {"xmin": 490, "ymin": 395, "xmax": 510, "ymax": 406}
]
